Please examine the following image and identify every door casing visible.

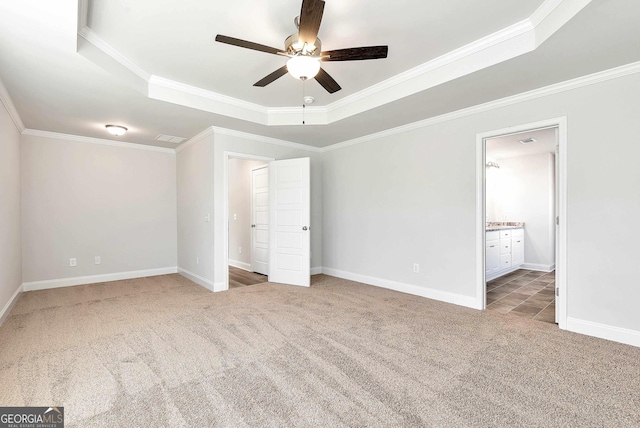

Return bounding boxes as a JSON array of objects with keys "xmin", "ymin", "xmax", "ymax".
[{"xmin": 475, "ymin": 117, "xmax": 568, "ymax": 329}]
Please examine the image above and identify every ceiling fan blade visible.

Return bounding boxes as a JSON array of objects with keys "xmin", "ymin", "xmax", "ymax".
[
  {"xmin": 215, "ymin": 34, "xmax": 286, "ymax": 56},
  {"xmin": 298, "ymin": 0, "xmax": 325, "ymax": 45},
  {"xmin": 321, "ymin": 46, "xmax": 389, "ymax": 62},
  {"xmin": 254, "ymin": 66, "xmax": 289, "ymax": 87},
  {"xmin": 314, "ymin": 67, "xmax": 341, "ymax": 93}
]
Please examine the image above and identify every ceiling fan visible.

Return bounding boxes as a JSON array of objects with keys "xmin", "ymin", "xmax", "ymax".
[{"xmin": 215, "ymin": 0, "xmax": 388, "ymax": 94}]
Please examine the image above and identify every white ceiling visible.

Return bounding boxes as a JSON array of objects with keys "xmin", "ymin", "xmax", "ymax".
[
  {"xmin": 1, "ymin": 0, "xmax": 640, "ymax": 149},
  {"xmin": 487, "ymin": 128, "xmax": 556, "ymax": 160},
  {"xmin": 87, "ymin": 0, "xmax": 542, "ymax": 107}
]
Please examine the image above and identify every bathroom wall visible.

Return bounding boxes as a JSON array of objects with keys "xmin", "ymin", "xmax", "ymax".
[{"xmin": 486, "ymin": 152, "xmax": 555, "ymax": 270}]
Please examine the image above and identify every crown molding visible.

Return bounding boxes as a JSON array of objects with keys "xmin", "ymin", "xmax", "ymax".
[
  {"xmin": 322, "ymin": 60, "xmax": 640, "ymax": 152},
  {"xmin": 21, "ymin": 129, "xmax": 175, "ymax": 153},
  {"xmin": 78, "ymin": 27, "xmax": 150, "ymax": 83},
  {"xmin": 21, "ymin": 59, "xmax": 638, "ymax": 156},
  {"xmin": 324, "ymin": 19, "xmax": 534, "ymax": 117},
  {"xmin": 0, "ymin": 76, "xmax": 25, "ymax": 132},
  {"xmin": 148, "ymin": 76, "xmax": 269, "ymax": 125},
  {"xmin": 77, "ymin": 0, "xmax": 89, "ymax": 30},
  {"xmin": 530, "ymin": 0, "xmax": 591, "ymax": 45},
  {"xmin": 175, "ymin": 125, "xmax": 322, "ymax": 153},
  {"xmin": 210, "ymin": 126, "xmax": 323, "ymax": 153},
  {"xmin": 76, "ymin": 0, "xmax": 588, "ymax": 127},
  {"xmin": 174, "ymin": 126, "xmax": 214, "ymax": 153}
]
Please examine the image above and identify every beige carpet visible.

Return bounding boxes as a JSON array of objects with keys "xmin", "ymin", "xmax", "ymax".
[{"xmin": 0, "ymin": 274, "xmax": 638, "ymax": 427}]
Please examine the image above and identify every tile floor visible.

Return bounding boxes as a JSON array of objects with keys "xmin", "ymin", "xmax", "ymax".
[{"xmin": 486, "ymin": 269, "xmax": 556, "ymax": 324}]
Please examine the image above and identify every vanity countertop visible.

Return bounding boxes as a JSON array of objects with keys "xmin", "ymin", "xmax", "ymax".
[
  {"xmin": 486, "ymin": 222, "xmax": 524, "ymax": 232},
  {"xmin": 486, "ymin": 226, "xmax": 522, "ymax": 231}
]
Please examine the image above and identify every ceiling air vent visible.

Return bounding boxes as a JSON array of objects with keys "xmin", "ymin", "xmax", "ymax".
[
  {"xmin": 155, "ymin": 134, "xmax": 186, "ymax": 144},
  {"xmin": 518, "ymin": 138, "xmax": 537, "ymax": 144}
]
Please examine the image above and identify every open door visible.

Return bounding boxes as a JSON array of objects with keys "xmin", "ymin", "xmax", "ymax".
[{"xmin": 268, "ymin": 158, "xmax": 310, "ymax": 287}]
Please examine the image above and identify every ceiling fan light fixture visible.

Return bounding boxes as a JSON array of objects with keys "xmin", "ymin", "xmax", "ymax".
[
  {"xmin": 287, "ymin": 56, "xmax": 320, "ymax": 80},
  {"xmin": 105, "ymin": 124, "xmax": 128, "ymax": 136}
]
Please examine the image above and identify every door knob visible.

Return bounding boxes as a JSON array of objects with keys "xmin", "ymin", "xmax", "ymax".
[
  {"xmin": 251, "ymin": 224, "xmax": 256, "ymax": 228},
  {"xmin": 302, "ymin": 226, "xmax": 308, "ymax": 230}
]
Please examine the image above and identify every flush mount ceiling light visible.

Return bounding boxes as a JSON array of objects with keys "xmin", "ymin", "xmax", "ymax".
[
  {"xmin": 286, "ymin": 55, "xmax": 321, "ymax": 80},
  {"xmin": 105, "ymin": 124, "xmax": 128, "ymax": 136}
]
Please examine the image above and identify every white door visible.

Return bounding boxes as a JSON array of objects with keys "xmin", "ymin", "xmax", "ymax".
[
  {"xmin": 268, "ymin": 158, "xmax": 310, "ymax": 287},
  {"xmin": 251, "ymin": 166, "xmax": 269, "ymax": 275}
]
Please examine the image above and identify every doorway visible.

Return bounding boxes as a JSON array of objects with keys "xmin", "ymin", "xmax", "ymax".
[
  {"xmin": 223, "ymin": 153, "xmax": 313, "ymax": 290},
  {"xmin": 485, "ymin": 127, "xmax": 557, "ymax": 322},
  {"xmin": 225, "ymin": 153, "xmax": 274, "ymax": 290},
  {"xmin": 476, "ymin": 117, "xmax": 567, "ymax": 329}
]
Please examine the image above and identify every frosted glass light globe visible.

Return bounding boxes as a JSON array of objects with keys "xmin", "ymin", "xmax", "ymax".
[{"xmin": 286, "ymin": 56, "xmax": 320, "ymax": 80}]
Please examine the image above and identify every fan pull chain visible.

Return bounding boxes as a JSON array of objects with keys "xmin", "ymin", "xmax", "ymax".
[{"xmin": 302, "ymin": 79, "xmax": 306, "ymax": 125}]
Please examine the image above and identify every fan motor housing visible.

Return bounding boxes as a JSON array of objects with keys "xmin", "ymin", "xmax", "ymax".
[{"xmin": 285, "ymin": 34, "xmax": 321, "ymax": 57}]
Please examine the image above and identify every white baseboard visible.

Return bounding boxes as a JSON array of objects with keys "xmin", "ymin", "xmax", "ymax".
[
  {"xmin": 177, "ymin": 267, "xmax": 217, "ymax": 292},
  {"xmin": 228, "ymin": 259, "xmax": 252, "ymax": 271},
  {"xmin": 567, "ymin": 317, "xmax": 640, "ymax": 348},
  {"xmin": 22, "ymin": 267, "xmax": 178, "ymax": 291},
  {"xmin": 486, "ymin": 265, "xmax": 520, "ymax": 282},
  {"xmin": 322, "ymin": 267, "xmax": 479, "ymax": 309},
  {"xmin": 0, "ymin": 283, "xmax": 23, "ymax": 325},
  {"xmin": 521, "ymin": 263, "xmax": 555, "ymax": 272},
  {"xmin": 229, "ymin": 262, "xmax": 323, "ymax": 276}
]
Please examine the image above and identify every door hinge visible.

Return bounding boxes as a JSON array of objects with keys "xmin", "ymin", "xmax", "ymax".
[
  {"xmin": 556, "ymin": 287, "xmax": 559, "ymax": 297},
  {"xmin": 556, "ymin": 216, "xmax": 559, "ymax": 225}
]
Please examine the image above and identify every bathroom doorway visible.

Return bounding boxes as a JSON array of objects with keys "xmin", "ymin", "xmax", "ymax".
[
  {"xmin": 476, "ymin": 118, "xmax": 567, "ymax": 329},
  {"xmin": 485, "ymin": 127, "xmax": 557, "ymax": 322}
]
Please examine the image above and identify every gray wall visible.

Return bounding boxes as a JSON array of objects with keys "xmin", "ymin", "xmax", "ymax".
[
  {"xmin": 0, "ymin": 100, "xmax": 22, "ymax": 320},
  {"xmin": 21, "ymin": 134, "xmax": 177, "ymax": 283},
  {"xmin": 228, "ymin": 158, "xmax": 267, "ymax": 268},
  {"xmin": 322, "ymin": 72, "xmax": 640, "ymax": 334},
  {"xmin": 176, "ymin": 131, "xmax": 215, "ymax": 287}
]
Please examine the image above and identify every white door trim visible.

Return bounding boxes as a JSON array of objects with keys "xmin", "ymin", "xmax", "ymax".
[
  {"xmin": 223, "ymin": 151, "xmax": 275, "ymax": 291},
  {"xmin": 475, "ymin": 116, "xmax": 568, "ymax": 329}
]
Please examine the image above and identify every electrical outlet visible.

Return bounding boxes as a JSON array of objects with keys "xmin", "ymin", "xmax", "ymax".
[
  {"xmin": 413, "ymin": 263, "xmax": 419, "ymax": 273},
  {"xmin": 69, "ymin": 258, "xmax": 77, "ymax": 267},
  {"xmin": 238, "ymin": 247, "xmax": 242, "ymax": 254},
  {"xmin": 233, "ymin": 213, "xmax": 237, "ymax": 220},
  {"xmin": 94, "ymin": 256, "xmax": 101, "ymax": 265}
]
